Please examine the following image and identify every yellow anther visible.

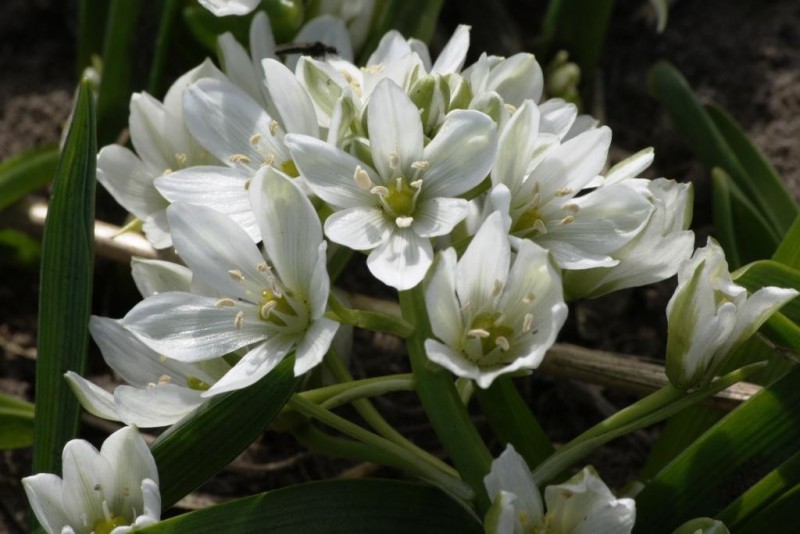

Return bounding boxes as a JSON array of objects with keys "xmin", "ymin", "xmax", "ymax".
[
  {"xmin": 492, "ymin": 279, "xmax": 504, "ymax": 297},
  {"xmin": 370, "ymin": 185, "xmax": 389, "ymax": 196},
  {"xmin": 495, "ymin": 336, "xmax": 510, "ymax": 351},
  {"xmin": 533, "ymin": 219, "xmax": 548, "ymax": 234},
  {"xmin": 559, "ymin": 215, "xmax": 575, "ymax": 225},
  {"xmin": 158, "ymin": 374, "xmax": 172, "ymax": 384},
  {"xmin": 411, "ymin": 160, "xmax": 429, "ymax": 171},
  {"xmin": 234, "ymin": 311, "xmax": 244, "ymax": 330},
  {"xmin": 256, "ymin": 261, "xmax": 269, "ymax": 272},
  {"xmin": 260, "ymin": 300, "xmax": 277, "ymax": 318},
  {"xmin": 389, "ymin": 152, "xmax": 400, "ymax": 169},
  {"xmin": 228, "ymin": 154, "xmax": 252, "ymax": 164},
  {"xmin": 244, "ymin": 179, "xmax": 252, "ymax": 190},
  {"xmin": 563, "ymin": 203, "xmax": 580, "ymax": 213},
  {"xmin": 522, "ymin": 292, "xmax": 536, "ymax": 304},
  {"xmin": 522, "ymin": 313, "xmax": 534, "ymax": 333},
  {"xmin": 504, "ymin": 103, "xmax": 517, "ymax": 114},
  {"xmin": 227, "ymin": 269, "xmax": 245, "ymax": 282},
  {"xmin": 250, "ymin": 133, "xmax": 262, "ymax": 145},
  {"xmin": 409, "ymin": 179, "xmax": 423, "ymax": 189},
  {"xmin": 364, "ymin": 64, "xmax": 384, "ymax": 74},
  {"xmin": 175, "ymin": 153, "xmax": 188, "ymax": 166},
  {"xmin": 215, "ymin": 298, "xmax": 236, "ymax": 307},
  {"xmin": 395, "ymin": 216, "xmax": 414, "ymax": 228},
  {"xmin": 354, "ymin": 166, "xmax": 373, "ymax": 189},
  {"xmin": 555, "ymin": 187, "xmax": 574, "ymax": 197},
  {"xmin": 269, "ymin": 120, "xmax": 279, "ymax": 135},
  {"xmin": 467, "ymin": 328, "xmax": 491, "ymax": 338}
]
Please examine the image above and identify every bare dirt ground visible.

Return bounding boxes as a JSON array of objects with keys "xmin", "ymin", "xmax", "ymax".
[{"xmin": 1, "ymin": 0, "xmax": 799, "ymax": 531}]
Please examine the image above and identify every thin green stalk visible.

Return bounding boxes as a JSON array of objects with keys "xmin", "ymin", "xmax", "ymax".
[
  {"xmin": 293, "ymin": 423, "xmax": 409, "ymax": 472},
  {"xmin": 327, "ymin": 293, "xmax": 415, "ymax": 337},
  {"xmin": 288, "ymin": 394, "xmax": 473, "ymax": 502},
  {"xmin": 532, "ymin": 363, "xmax": 765, "ymax": 485},
  {"xmin": 297, "ymin": 373, "xmax": 414, "ymax": 405},
  {"xmin": 147, "ymin": 0, "xmax": 181, "ymax": 97},
  {"xmin": 399, "ymin": 286, "xmax": 493, "ymax": 512},
  {"xmin": 324, "ymin": 352, "xmax": 459, "ymax": 478}
]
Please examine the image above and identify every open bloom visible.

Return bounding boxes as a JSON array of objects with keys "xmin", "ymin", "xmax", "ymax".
[
  {"xmin": 198, "ymin": 0, "xmax": 259, "ymax": 16},
  {"xmin": 122, "ymin": 167, "xmax": 338, "ymax": 395},
  {"xmin": 484, "ymin": 445, "xmax": 635, "ymax": 534},
  {"xmin": 423, "ymin": 212, "xmax": 567, "ymax": 388},
  {"xmin": 287, "ymin": 78, "xmax": 497, "ymax": 290},
  {"xmin": 23, "ymin": 426, "xmax": 160, "ymax": 534},
  {"xmin": 666, "ymin": 238, "xmax": 798, "ymax": 389}
]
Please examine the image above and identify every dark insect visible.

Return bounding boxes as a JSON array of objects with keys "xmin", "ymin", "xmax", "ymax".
[{"xmin": 275, "ymin": 41, "xmax": 338, "ymax": 58}]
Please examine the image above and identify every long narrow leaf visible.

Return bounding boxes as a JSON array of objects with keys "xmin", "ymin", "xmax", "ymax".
[
  {"xmin": 151, "ymin": 356, "xmax": 301, "ymax": 508},
  {"xmin": 735, "ymin": 483, "xmax": 800, "ymax": 534},
  {"xmin": 138, "ymin": 479, "xmax": 481, "ymax": 533},
  {"xmin": 96, "ymin": 0, "xmax": 142, "ymax": 143},
  {"xmin": 634, "ymin": 366, "xmax": 800, "ymax": 532},
  {"xmin": 710, "ymin": 168, "xmax": 742, "ymax": 268},
  {"xmin": 147, "ymin": 0, "xmax": 182, "ymax": 98},
  {"xmin": 33, "ymin": 79, "xmax": 96, "ymax": 475},
  {"xmin": 706, "ymin": 103, "xmax": 798, "ymax": 234},
  {"xmin": 77, "ymin": 0, "xmax": 110, "ymax": 76},
  {"xmin": 0, "ymin": 145, "xmax": 59, "ymax": 212},
  {"xmin": 773, "ymin": 216, "xmax": 800, "ymax": 269},
  {"xmin": 0, "ymin": 393, "xmax": 35, "ymax": 449}
]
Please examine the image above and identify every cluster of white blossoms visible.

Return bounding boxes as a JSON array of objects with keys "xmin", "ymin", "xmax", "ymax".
[{"xmin": 76, "ymin": 14, "xmax": 798, "ymax": 424}]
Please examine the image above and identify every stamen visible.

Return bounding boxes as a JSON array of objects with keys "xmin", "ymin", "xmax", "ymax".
[
  {"xmin": 409, "ymin": 179, "xmax": 423, "ymax": 189},
  {"xmin": 370, "ymin": 185, "xmax": 389, "ymax": 196},
  {"xmin": 411, "ymin": 160, "xmax": 429, "ymax": 171},
  {"xmin": 244, "ymin": 179, "xmax": 252, "ymax": 190},
  {"xmin": 522, "ymin": 313, "xmax": 534, "ymax": 333},
  {"xmin": 102, "ymin": 501, "xmax": 112, "ymax": 522},
  {"xmin": 250, "ymin": 133, "xmax": 262, "ymax": 145},
  {"xmin": 228, "ymin": 154, "xmax": 251, "ymax": 164},
  {"xmin": 395, "ymin": 216, "xmax": 414, "ymax": 228},
  {"xmin": 533, "ymin": 219, "xmax": 548, "ymax": 234},
  {"xmin": 158, "ymin": 374, "xmax": 172, "ymax": 384},
  {"xmin": 389, "ymin": 152, "xmax": 400, "ymax": 169},
  {"xmin": 269, "ymin": 120, "xmax": 279, "ymax": 135},
  {"xmin": 495, "ymin": 336, "xmax": 511, "ymax": 351},
  {"xmin": 364, "ymin": 64, "xmax": 384, "ymax": 74},
  {"xmin": 261, "ymin": 300, "xmax": 277, "ymax": 318},
  {"xmin": 531, "ymin": 193, "xmax": 542, "ymax": 208},
  {"xmin": 492, "ymin": 279, "xmax": 504, "ymax": 297},
  {"xmin": 467, "ymin": 328, "xmax": 491, "ymax": 338},
  {"xmin": 216, "ymin": 298, "xmax": 236, "ymax": 307},
  {"xmin": 256, "ymin": 261, "xmax": 269, "ymax": 272},
  {"xmin": 263, "ymin": 154, "xmax": 276, "ymax": 166},
  {"xmin": 555, "ymin": 187, "xmax": 574, "ymax": 197},
  {"xmin": 162, "ymin": 168, "xmax": 172, "ymax": 175},
  {"xmin": 504, "ymin": 103, "xmax": 517, "ymax": 114},
  {"xmin": 227, "ymin": 269, "xmax": 245, "ymax": 282},
  {"xmin": 159, "ymin": 355, "xmax": 168, "ymax": 363},
  {"xmin": 175, "ymin": 153, "xmax": 188, "ymax": 166},
  {"xmin": 354, "ymin": 166, "xmax": 373, "ymax": 189},
  {"xmin": 559, "ymin": 215, "xmax": 575, "ymax": 225},
  {"xmin": 234, "ymin": 311, "xmax": 244, "ymax": 330},
  {"xmin": 522, "ymin": 292, "xmax": 536, "ymax": 304},
  {"xmin": 563, "ymin": 203, "xmax": 580, "ymax": 213}
]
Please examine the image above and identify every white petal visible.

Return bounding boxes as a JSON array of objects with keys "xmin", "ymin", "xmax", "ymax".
[
  {"xmin": 367, "ymin": 229, "xmax": 433, "ymax": 290},
  {"xmin": 488, "ymin": 53, "xmax": 544, "ymax": 106},
  {"xmin": 294, "ymin": 317, "xmax": 340, "ymax": 375},
  {"xmin": 156, "ymin": 166, "xmax": 260, "ymax": 242},
  {"xmin": 727, "ymin": 286, "xmax": 799, "ymax": 352},
  {"xmin": 413, "ymin": 197, "xmax": 469, "ymax": 238},
  {"xmin": 97, "ymin": 145, "xmax": 167, "ymax": 220},
  {"xmin": 129, "ymin": 92, "xmax": 188, "ymax": 171},
  {"xmin": 131, "ymin": 257, "xmax": 192, "ymax": 297},
  {"xmin": 367, "ymin": 30, "xmax": 412, "ymax": 66},
  {"xmin": 204, "ymin": 336, "xmax": 293, "ymax": 395},
  {"xmin": 100, "ymin": 426, "xmax": 159, "ymax": 516},
  {"xmin": 422, "ymin": 110, "xmax": 497, "ymax": 198},
  {"xmin": 262, "ymin": 58, "xmax": 319, "ymax": 136},
  {"xmin": 61, "ymin": 440, "xmax": 113, "ymax": 527},
  {"xmin": 114, "ymin": 384, "xmax": 204, "ymax": 428},
  {"xmin": 249, "ymin": 11, "xmax": 277, "ymax": 63},
  {"xmin": 122, "ymin": 293, "xmax": 267, "ymax": 361},
  {"xmin": 142, "ymin": 211, "xmax": 172, "ymax": 249},
  {"xmin": 368, "ymin": 79, "xmax": 424, "ymax": 180},
  {"xmin": 296, "ymin": 57, "xmax": 348, "ymax": 128},
  {"xmin": 324, "ymin": 206, "xmax": 393, "ymax": 250},
  {"xmin": 285, "ymin": 134, "xmax": 375, "ymax": 208},
  {"xmin": 163, "ymin": 58, "xmax": 226, "ymax": 124},
  {"xmin": 484, "ymin": 445, "xmax": 544, "ymax": 526},
  {"xmin": 22, "ymin": 474, "xmax": 70, "ymax": 534},
  {"xmin": 425, "ymin": 249, "xmax": 464, "ymax": 347},
  {"xmin": 184, "ymin": 78, "xmax": 287, "ymax": 171},
  {"xmin": 198, "ymin": 0, "xmax": 259, "ymax": 16},
  {"xmin": 604, "ymin": 147, "xmax": 655, "ymax": 184},
  {"xmin": 167, "ymin": 202, "xmax": 266, "ymax": 300},
  {"xmin": 492, "ymin": 100, "xmax": 540, "ymax": 195},
  {"xmin": 432, "ymin": 24, "xmax": 470, "ymax": 74},
  {"xmin": 250, "ymin": 167, "xmax": 324, "ymax": 294},
  {"xmin": 538, "ymin": 98, "xmax": 577, "ymax": 139},
  {"xmin": 530, "ymin": 126, "xmax": 611, "ymax": 200},
  {"xmin": 424, "ymin": 339, "xmax": 480, "ymax": 380},
  {"xmin": 64, "ymin": 371, "xmax": 122, "ymax": 421},
  {"xmin": 138, "ymin": 478, "xmax": 161, "ymax": 525},
  {"xmin": 456, "ymin": 212, "xmax": 510, "ymax": 314}
]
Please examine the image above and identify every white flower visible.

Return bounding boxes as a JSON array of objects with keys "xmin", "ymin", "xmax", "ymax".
[
  {"xmin": 97, "ymin": 60, "xmax": 224, "ymax": 248},
  {"xmin": 423, "ymin": 212, "xmax": 567, "ymax": 388},
  {"xmin": 309, "ymin": 0, "xmax": 377, "ymax": 51},
  {"xmin": 487, "ymin": 102, "xmax": 652, "ymax": 271},
  {"xmin": 22, "ymin": 426, "xmax": 160, "ymax": 534},
  {"xmin": 198, "ymin": 0, "xmax": 259, "ymax": 17},
  {"xmin": 666, "ymin": 238, "xmax": 798, "ymax": 389},
  {"xmin": 287, "ymin": 78, "xmax": 497, "ymax": 290},
  {"xmin": 122, "ymin": 167, "xmax": 338, "ymax": 395},
  {"xmin": 484, "ymin": 445, "xmax": 635, "ymax": 534}
]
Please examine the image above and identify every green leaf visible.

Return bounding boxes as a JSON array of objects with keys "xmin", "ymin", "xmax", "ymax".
[
  {"xmin": 734, "ymin": 483, "xmax": 800, "ymax": 533},
  {"xmin": 706, "ymin": 104, "xmax": 798, "ymax": 235},
  {"xmin": 182, "ymin": 6, "xmax": 253, "ymax": 52},
  {"xmin": 138, "ymin": 479, "xmax": 481, "ymax": 533},
  {"xmin": 96, "ymin": 0, "xmax": 142, "ymax": 143},
  {"xmin": 711, "ymin": 168, "xmax": 783, "ymax": 269},
  {"xmin": 475, "ymin": 377, "xmax": 554, "ymax": 469},
  {"xmin": 32, "ymin": 79, "xmax": 96, "ymax": 476},
  {"xmin": 359, "ymin": 0, "xmax": 444, "ymax": 63},
  {"xmin": 773, "ymin": 216, "xmax": 800, "ymax": 269},
  {"xmin": 0, "ymin": 145, "xmax": 59, "ymax": 212},
  {"xmin": 77, "ymin": 0, "xmax": 110, "ymax": 76},
  {"xmin": 634, "ymin": 365, "xmax": 800, "ymax": 532},
  {"xmin": 151, "ymin": 356, "xmax": 301, "ymax": 508},
  {"xmin": 0, "ymin": 393, "xmax": 34, "ymax": 449},
  {"xmin": 147, "ymin": 0, "xmax": 182, "ymax": 98},
  {"xmin": 717, "ymin": 449, "xmax": 800, "ymax": 529}
]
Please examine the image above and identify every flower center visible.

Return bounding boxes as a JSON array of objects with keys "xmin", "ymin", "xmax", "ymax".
[
  {"xmin": 258, "ymin": 289, "xmax": 296, "ymax": 327},
  {"xmin": 186, "ymin": 376, "xmax": 211, "ymax": 391},
  {"xmin": 93, "ymin": 516, "xmax": 128, "ymax": 534},
  {"xmin": 281, "ymin": 159, "xmax": 300, "ymax": 178},
  {"xmin": 384, "ymin": 176, "xmax": 417, "ymax": 217},
  {"xmin": 512, "ymin": 205, "xmax": 548, "ymax": 238},
  {"xmin": 469, "ymin": 312, "xmax": 515, "ymax": 356}
]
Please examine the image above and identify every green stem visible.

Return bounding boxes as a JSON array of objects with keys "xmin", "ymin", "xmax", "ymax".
[
  {"xmin": 324, "ymin": 352, "xmax": 459, "ymax": 478},
  {"xmin": 327, "ymin": 293, "xmax": 415, "ymax": 337},
  {"xmin": 399, "ymin": 285, "xmax": 493, "ymax": 512},
  {"xmin": 293, "ymin": 423, "xmax": 409, "ymax": 472},
  {"xmin": 298, "ymin": 373, "xmax": 414, "ymax": 405},
  {"xmin": 531, "ymin": 362, "xmax": 766, "ymax": 485},
  {"xmin": 146, "ymin": 0, "xmax": 181, "ymax": 97},
  {"xmin": 288, "ymin": 395, "xmax": 473, "ymax": 502},
  {"xmin": 327, "ymin": 244, "xmax": 354, "ymax": 282}
]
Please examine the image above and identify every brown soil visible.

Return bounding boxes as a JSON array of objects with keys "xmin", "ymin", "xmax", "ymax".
[{"xmin": 2, "ymin": 0, "xmax": 799, "ymax": 531}]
